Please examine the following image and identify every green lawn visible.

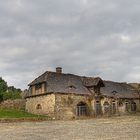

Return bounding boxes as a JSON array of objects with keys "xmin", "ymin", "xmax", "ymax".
[{"xmin": 0, "ymin": 108, "xmax": 48, "ymax": 119}]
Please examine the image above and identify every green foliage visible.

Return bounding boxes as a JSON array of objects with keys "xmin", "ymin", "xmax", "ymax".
[
  {"xmin": 3, "ymin": 91, "xmax": 21, "ymax": 100},
  {"xmin": 0, "ymin": 77, "xmax": 8, "ymax": 93},
  {"xmin": 0, "ymin": 77, "xmax": 8, "ymax": 102},
  {"xmin": 0, "ymin": 77, "xmax": 22, "ymax": 101}
]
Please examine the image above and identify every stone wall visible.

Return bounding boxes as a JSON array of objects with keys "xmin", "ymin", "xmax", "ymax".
[
  {"xmin": 26, "ymin": 94, "xmax": 55, "ymax": 117},
  {"xmin": 25, "ymin": 93, "xmax": 140, "ymax": 120},
  {"xmin": 134, "ymin": 99, "xmax": 140, "ymax": 111},
  {"xmin": 0, "ymin": 99, "xmax": 26, "ymax": 110},
  {"xmin": 55, "ymin": 93, "xmax": 92, "ymax": 120},
  {"xmin": 92, "ymin": 97, "xmax": 140, "ymax": 117}
]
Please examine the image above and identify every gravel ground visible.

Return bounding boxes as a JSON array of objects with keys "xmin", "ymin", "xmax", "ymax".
[{"xmin": 0, "ymin": 116, "xmax": 140, "ymax": 140}]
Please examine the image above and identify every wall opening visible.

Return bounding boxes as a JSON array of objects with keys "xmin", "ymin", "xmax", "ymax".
[
  {"xmin": 77, "ymin": 102, "xmax": 88, "ymax": 116},
  {"xmin": 103, "ymin": 101, "xmax": 110, "ymax": 115},
  {"xmin": 131, "ymin": 102, "xmax": 136, "ymax": 112},
  {"xmin": 125, "ymin": 101, "xmax": 130, "ymax": 112},
  {"xmin": 95, "ymin": 101, "xmax": 102, "ymax": 116},
  {"xmin": 36, "ymin": 104, "xmax": 42, "ymax": 110},
  {"xmin": 112, "ymin": 101, "xmax": 116, "ymax": 114}
]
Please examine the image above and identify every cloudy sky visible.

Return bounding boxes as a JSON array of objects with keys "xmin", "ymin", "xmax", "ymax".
[{"xmin": 0, "ymin": 0, "xmax": 140, "ymax": 89}]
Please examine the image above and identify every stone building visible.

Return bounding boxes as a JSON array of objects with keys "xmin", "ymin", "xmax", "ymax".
[{"xmin": 25, "ymin": 67, "xmax": 140, "ymax": 119}]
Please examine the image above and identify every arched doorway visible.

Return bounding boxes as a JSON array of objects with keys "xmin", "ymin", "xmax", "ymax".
[
  {"xmin": 112, "ymin": 101, "xmax": 116, "ymax": 114},
  {"xmin": 125, "ymin": 101, "xmax": 130, "ymax": 112},
  {"xmin": 103, "ymin": 101, "xmax": 110, "ymax": 116},
  {"xmin": 95, "ymin": 101, "xmax": 102, "ymax": 116},
  {"xmin": 77, "ymin": 102, "xmax": 88, "ymax": 116},
  {"xmin": 131, "ymin": 102, "xmax": 137, "ymax": 112}
]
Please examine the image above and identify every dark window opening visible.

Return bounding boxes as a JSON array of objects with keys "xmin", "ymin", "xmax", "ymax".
[
  {"xmin": 131, "ymin": 102, "xmax": 136, "ymax": 112},
  {"xmin": 35, "ymin": 83, "xmax": 42, "ymax": 94},
  {"xmin": 118, "ymin": 101, "xmax": 123, "ymax": 107},
  {"xmin": 35, "ymin": 84, "xmax": 42, "ymax": 90},
  {"xmin": 125, "ymin": 102, "xmax": 130, "ymax": 112},
  {"xmin": 77, "ymin": 102, "xmax": 88, "ymax": 116},
  {"xmin": 112, "ymin": 102, "xmax": 116, "ymax": 114},
  {"xmin": 112, "ymin": 91, "xmax": 117, "ymax": 93},
  {"xmin": 69, "ymin": 85, "xmax": 76, "ymax": 89},
  {"xmin": 36, "ymin": 104, "xmax": 42, "ymax": 110}
]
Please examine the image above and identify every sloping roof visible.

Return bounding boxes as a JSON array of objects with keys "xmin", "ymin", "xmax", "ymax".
[
  {"xmin": 82, "ymin": 77, "xmax": 104, "ymax": 87},
  {"xmin": 29, "ymin": 71, "xmax": 140, "ymax": 98},
  {"xmin": 29, "ymin": 71, "xmax": 91, "ymax": 95},
  {"xmin": 46, "ymin": 72, "xmax": 91, "ymax": 95},
  {"xmin": 29, "ymin": 71, "xmax": 49, "ymax": 86},
  {"xmin": 101, "ymin": 81, "xmax": 140, "ymax": 99},
  {"xmin": 129, "ymin": 83, "xmax": 140, "ymax": 90}
]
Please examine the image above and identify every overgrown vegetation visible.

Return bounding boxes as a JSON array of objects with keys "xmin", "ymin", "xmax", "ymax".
[
  {"xmin": 0, "ymin": 77, "xmax": 22, "ymax": 102},
  {"xmin": 0, "ymin": 108, "xmax": 47, "ymax": 119}
]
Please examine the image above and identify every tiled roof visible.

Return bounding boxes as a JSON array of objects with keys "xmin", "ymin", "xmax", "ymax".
[
  {"xmin": 29, "ymin": 71, "xmax": 140, "ymax": 98},
  {"xmin": 101, "ymin": 81, "xmax": 140, "ymax": 99},
  {"xmin": 29, "ymin": 71, "xmax": 92, "ymax": 95}
]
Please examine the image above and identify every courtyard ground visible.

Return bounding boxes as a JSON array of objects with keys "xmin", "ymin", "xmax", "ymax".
[{"xmin": 0, "ymin": 115, "xmax": 140, "ymax": 140}]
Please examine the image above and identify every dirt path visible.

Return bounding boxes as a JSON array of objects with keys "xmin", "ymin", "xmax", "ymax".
[{"xmin": 0, "ymin": 116, "xmax": 140, "ymax": 140}]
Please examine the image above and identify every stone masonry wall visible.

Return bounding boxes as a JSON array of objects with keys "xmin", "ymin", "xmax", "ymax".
[
  {"xmin": 0, "ymin": 99, "xmax": 26, "ymax": 110},
  {"xmin": 55, "ymin": 93, "xmax": 92, "ymax": 120},
  {"xmin": 26, "ymin": 94, "xmax": 55, "ymax": 117}
]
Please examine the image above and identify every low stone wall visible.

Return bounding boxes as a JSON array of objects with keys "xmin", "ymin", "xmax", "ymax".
[
  {"xmin": 0, "ymin": 99, "xmax": 26, "ymax": 110},
  {"xmin": 26, "ymin": 94, "xmax": 55, "ymax": 117}
]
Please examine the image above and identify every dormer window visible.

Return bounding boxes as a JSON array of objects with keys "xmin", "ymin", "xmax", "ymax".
[
  {"xmin": 68, "ymin": 85, "xmax": 76, "ymax": 90},
  {"xmin": 112, "ymin": 90, "xmax": 117, "ymax": 93},
  {"xmin": 112, "ymin": 91, "xmax": 117, "ymax": 96}
]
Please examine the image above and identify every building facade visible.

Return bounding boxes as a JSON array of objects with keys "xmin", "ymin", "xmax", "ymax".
[{"xmin": 26, "ymin": 67, "xmax": 140, "ymax": 119}]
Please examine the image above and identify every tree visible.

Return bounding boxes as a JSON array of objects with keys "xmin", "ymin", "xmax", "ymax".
[
  {"xmin": 0, "ymin": 77, "xmax": 8, "ymax": 102},
  {"xmin": 3, "ymin": 86, "xmax": 22, "ymax": 100},
  {"xmin": 0, "ymin": 77, "xmax": 22, "ymax": 101},
  {"xmin": 0, "ymin": 77, "xmax": 8, "ymax": 93}
]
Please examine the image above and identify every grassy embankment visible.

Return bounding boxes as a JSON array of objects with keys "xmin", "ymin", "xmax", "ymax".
[{"xmin": 0, "ymin": 108, "xmax": 48, "ymax": 121}]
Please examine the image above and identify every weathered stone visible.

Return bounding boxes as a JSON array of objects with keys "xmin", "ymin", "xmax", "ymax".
[
  {"xmin": 0, "ymin": 99, "xmax": 26, "ymax": 110},
  {"xmin": 26, "ymin": 94, "xmax": 55, "ymax": 117}
]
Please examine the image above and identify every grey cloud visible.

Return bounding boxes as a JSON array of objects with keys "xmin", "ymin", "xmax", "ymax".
[{"xmin": 0, "ymin": 0, "xmax": 140, "ymax": 89}]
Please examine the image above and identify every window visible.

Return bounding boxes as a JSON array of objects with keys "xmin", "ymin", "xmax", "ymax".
[
  {"xmin": 125, "ymin": 101, "xmax": 130, "ymax": 112},
  {"xmin": 77, "ymin": 102, "xmax": 88, "ymax": 116},
  {"xmin": 118, "ymin": 101, "xmax": 123, "ymax": 107},
  {"xmin": 35, "ymin": 84, "xmax": 42, "ymax": 94},
  {"xmin": 36, "ymin": 104, "xmax": 42, "ymax": 110},
  {"xmin": 112, "ymin": 91, "xmax": 117, "ymax": 96},
  {"xmin": 68, "ymin": 85, "xmax": 76, "ymax": 90},
  {"xmin": 112, "ymin": 91, "xmax": 117, "ymax": 93},
  {"xmin": 35, "ymin": 84, "xmax": 42, "ymax": 90}
]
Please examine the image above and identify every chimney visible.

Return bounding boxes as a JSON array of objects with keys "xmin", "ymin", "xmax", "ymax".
[{"xmin": 56, "ymin": 67, "xmax": 62, "ymax": 73}]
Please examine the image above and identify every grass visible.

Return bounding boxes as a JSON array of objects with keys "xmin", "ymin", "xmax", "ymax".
[{"xmin": 0, "ymin": 108, "xmax": 48, "ymax": 119}]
